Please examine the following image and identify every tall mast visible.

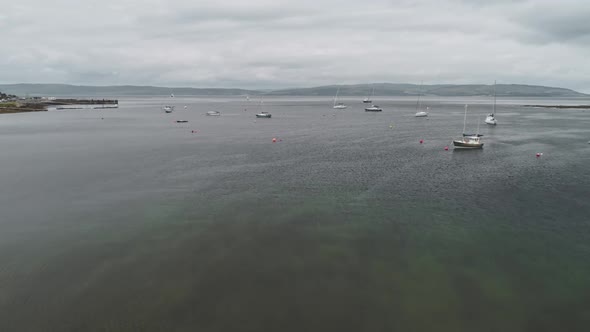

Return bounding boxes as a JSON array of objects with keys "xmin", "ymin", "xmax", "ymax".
[
  {"xmin": 477, "ymin": 115, "xmax": 481, "ymax": 135},
  {"xmin": 493, "ymin": 80, "xmax": 497, "ymax": 114},
  {"xmin": 463, "ymin": 105, "xmax": 468, "ymax": 134},
  {"xmin": 334, "ymin": 87, "xmax": 339, "ymax": 107},
  {"xmin": 415, "ymin": 81, "xmax": 423, "ymax": 112}
]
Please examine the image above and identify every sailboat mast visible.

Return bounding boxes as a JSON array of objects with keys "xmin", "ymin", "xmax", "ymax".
[
  {"xmin": 493, "ymin": 80, "xmax": 497, "ymax": 114},
  {"xmin": 415, "ymin": 82, "xmax": 423, "ymax": 112},
  {"xmin": 477, "ymin": 115, "xmax": 481, "ymax": 135},
  {"xmin": 463, "ymin": 105, "xmax": 468, "ymax": 134},
  {"xmin": 334, "ymin": 87, "xmax": 339, "ymax": 107}
]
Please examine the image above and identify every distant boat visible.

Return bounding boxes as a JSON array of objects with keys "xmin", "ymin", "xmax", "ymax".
[
  {"xmin": 206, "ymin": 111, "xmax": 221, "ymax": 116},
  {"xmin": 485, "ymin": 81, "xmax": 498, "ymax": 125},
  {"xmin": 363, "ymin": 86, "xmax": 374, "ymax": 103},
  {"xmin": 414, "ymin": 82, "xmax": 429, "ymax": 117},
  {"xmin": 256, "ymin": 111, "xmax": 272, "ymax": 118},
  {"xmin": 170, "ymin": 93, "xmax": 175, "ymax": 98},
  {"xmin": 453, "ymin": 105, "xmax": 483, "ymax": 149},
  {"xmin": 163, "ymin": 105, "xmax": 174, "ymax": 113},
  {"xmin": 255, "ymin": 98, "xmax": 271, "ymax": 118},
  {"xmin": 176, "ymin": 120, "xmax": 188, "ymax": 123},
  {"xmin": 333, "ymin": 87, "xmax": 347, "ymax": 109},
  {"xmin": 365, "ymin": 105, "xmax": 382, "ymax": 112},
  {"xmin": 485, "ymin": 114, "xmax": 497, "ymax": 125}
]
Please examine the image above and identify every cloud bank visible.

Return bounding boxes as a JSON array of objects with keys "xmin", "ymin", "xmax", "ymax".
[{"xmin": 2, "ymin": 0, "xmax": 590, "ymax": 91}]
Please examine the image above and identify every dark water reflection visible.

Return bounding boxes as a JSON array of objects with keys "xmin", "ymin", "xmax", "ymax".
[{"xmin": 0, "ymin": 96, "xmax": 589, "ymax": 331}]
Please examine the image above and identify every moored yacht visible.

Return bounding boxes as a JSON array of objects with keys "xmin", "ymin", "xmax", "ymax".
[
  {"xmin": 363, "ymin": 86, "xmax": 374, "ymax": 103},
  {"xmin": 365, "ymin": 104, "xmax": 382, "ymax": 112},
  {"xmin": 414, "ymin": 82, "xmax": 429, "ymax": 117},
  {"xmin": 453, "ymin": 134, "xmax": 484, "ymax": 148},
  {"xmin": 333, "ymin": 87, "xmax": 347, "ymax": 109},
  {"xmin": 163, "ymin": 105, "xmax": 174, "ymax": 113},
  {"xmin": 485, "ymin": 113, "xmax": 497, "ymax": 125},
  {"xmin": 256, "ymin": 111, "xmax": 272, "ymax": 118},
  {"xmin": 486, "ymin": 81, "xmax": 499, "ymax": 125},
  {"xmin": 453, "ymin": 105, "xmax": 484, "ymax": 149},
  {"xmin": 206, "ymin": 111, "xmax": 221, "ymax": 116}
]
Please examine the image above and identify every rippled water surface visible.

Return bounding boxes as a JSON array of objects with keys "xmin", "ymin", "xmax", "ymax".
[{"xmin": 1, "ymin": 96, "xmax": 589, "ymax": 331}]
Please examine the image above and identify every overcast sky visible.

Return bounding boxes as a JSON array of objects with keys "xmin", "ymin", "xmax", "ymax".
[{"xmin": 2, "ymin": 0, "xmax": 590, "ymax": 91}]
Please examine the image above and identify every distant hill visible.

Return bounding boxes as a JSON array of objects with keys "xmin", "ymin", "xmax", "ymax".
[
  {"xmin": 0, "ymin": 83, "xmax": 586, "ymax": 97},
  {"xmin": 267, "ymin": 83, "xmax": 588, "ymax": 97},
  {"xmin": 0, "ymin": 84, "xmax": 257, "ymax": 97}
]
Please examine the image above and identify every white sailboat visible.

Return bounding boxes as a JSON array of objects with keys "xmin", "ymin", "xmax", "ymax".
[
  {"xmin": 255, "ymin": 98, "xmax": 271, "ymax": 118},
  {"xmin": 363, "ymin": 86, "xmax": 374, "ymax": 103},
  {"xmin": 485, "ymin": 81, "xmax": 498, "ymax": 125},
  {"xmin": 453, "ymin": 105, "xmax": 484, "ymax": 149},
  {"xmin": 333, "ymin": 87, "xmax": 347, "ymax": 109},
  {"xmin": 415, "ymin": 82, "xmax": 429, "ymax": 117}
]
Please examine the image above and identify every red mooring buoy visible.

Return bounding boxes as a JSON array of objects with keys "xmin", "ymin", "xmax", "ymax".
[
  {"xmin": 272, "ymin": 137, "xmax": 277, "ymax": 143},
  {"xmin": 444, "ymin": 146, "xmax": 449, "ymax": 151},
  {"xmin": 420, "ymin": 139, "xmax": 424, "ymax": 144}
]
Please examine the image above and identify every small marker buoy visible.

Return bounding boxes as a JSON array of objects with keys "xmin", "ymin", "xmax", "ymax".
[
  {"xmin": 536, "ymin": 153, "xmax": 543, "ymax": 158},
  {"xmin": 420, "ymin": 139, "xmax": 424, "ymax": 144},
  {"xmin": 444, "ymin": 146, "xmax": 449, "ymax": 151},
  {"xmin": 279, "ymin": 139, "xmax": 283, "ymax": 142},
  {"xmin": 272, "ymin": 138, "xmax": 277, "ymax": 143}
]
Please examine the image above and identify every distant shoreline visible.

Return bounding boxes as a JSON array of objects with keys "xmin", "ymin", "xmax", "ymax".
[
  {"xmin": 522, "ymin": 105, "xmax": 590, "ymax": 109},
  {"xmin": 0, "ymin": 99, "xmax": 118, "ymax": 114}
]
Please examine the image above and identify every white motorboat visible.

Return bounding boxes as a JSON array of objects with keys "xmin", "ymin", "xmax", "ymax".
[
  {"xmin": 256, "ymin": 111, "xmax": 272, "ymax": 118},
  {"xmin": 163, "ymin": 105, "xmax": 174, "ymax": 113},
  {"xmin": 365, "ymin": 105, "xmax": 382, "ymax": 112},
  {"xmin": 206, "ymin": 111, "xmax": 221, "ymax": 116}
]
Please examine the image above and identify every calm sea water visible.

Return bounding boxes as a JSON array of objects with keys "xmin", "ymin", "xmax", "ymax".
[{"xmin": 1, "ymin": 96, "xmax": 589, "ymax": 331}]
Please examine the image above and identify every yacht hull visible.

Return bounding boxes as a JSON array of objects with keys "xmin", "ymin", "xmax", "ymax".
[{"xmin": 453, "ymin": 140, "xmax": 483, "ymax": 148}]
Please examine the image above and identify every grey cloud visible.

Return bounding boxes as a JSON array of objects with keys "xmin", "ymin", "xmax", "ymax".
[{"xmin": 1, "ymin": 0, "xmax": 590, "ymax": 92}]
